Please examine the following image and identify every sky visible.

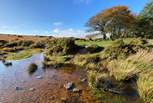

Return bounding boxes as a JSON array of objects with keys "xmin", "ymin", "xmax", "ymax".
[{"xmin": 0, "ymin": 0, "xmax": 149, "ymax": 37}]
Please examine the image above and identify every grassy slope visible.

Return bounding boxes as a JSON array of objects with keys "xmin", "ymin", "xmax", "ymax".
[{"xmin": 75, "ymin": 38, "xmax": 139, "ymax": 47}]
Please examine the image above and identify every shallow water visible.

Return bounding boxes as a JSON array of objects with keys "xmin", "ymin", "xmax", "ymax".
[
  {"xmin": 0, "ymin": 53, "xmax": 95, "ymax": 103},
  {"xmin": 0, "ymin": 53, "xmax": 141, "ymax": 103}
]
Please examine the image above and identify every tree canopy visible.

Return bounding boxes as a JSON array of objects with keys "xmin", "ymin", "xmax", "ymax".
[
  {"xmin": 137, "ymin": 0, "xmax": 153, "ymax": 38},
  {"xmin": 86, "ymin": 6, "xmax": 136, "ymax": 39}
]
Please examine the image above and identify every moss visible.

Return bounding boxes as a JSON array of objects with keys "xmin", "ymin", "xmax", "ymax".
[
  {"xmin": 28, "ymin": 63, "xmax": 38, "ymax": 74},
  {"xmin": 6, "ymin": 49, "xmax": 41, "ymax": 60}
]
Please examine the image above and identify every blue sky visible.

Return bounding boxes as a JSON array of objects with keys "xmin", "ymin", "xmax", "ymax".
[{"xmin": 0, "ymin": 0, "xmax": 148, "ymax": 37}]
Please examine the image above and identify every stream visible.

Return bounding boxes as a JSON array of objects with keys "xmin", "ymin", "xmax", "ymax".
[{"xmin": 0, "ymin": 53, "xmax": 96, "ymax": 103}]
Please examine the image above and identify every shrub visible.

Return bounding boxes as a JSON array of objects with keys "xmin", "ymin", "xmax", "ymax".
[
  {"xmin": 20, "ymin": 40, "xmax": 34, "ymax": 47},
  {"xmin": 4, "ymin": 40, "xmax": 34, "ymax": 47},
  {"xmin": 0, "ymin": 40, "xmax": 8, "ymax": 47},
  {"xmin": 2, "ymin": 47, "xmax": 24, "ymax": 52},
  {"xmin": 5, "ymin": 41, "xmax": 18, "ymax": 47},
  {"xmin": 32, "ymin": 41, "xmax": 45, "ymax": 48},
  {"xmin": 85, "ymin": 44, "xmax": 104, "ymax": 53},
  {"xmin": 127, "ymin": 38, "xmax": 147, "ymax": 46},
  {"xmin": 45, "ymin": 38, "xmax": 81, "ymax": 56}
]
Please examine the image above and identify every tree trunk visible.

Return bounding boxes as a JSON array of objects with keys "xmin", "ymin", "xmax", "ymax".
[{"xmin": 103, "ymin": 34, "xmax": 106, "ymax": 40}]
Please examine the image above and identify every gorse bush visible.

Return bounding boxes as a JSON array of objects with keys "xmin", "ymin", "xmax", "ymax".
[{"xmin": 45, "ymin": 38, "xmax": 81, "ymax": 56}]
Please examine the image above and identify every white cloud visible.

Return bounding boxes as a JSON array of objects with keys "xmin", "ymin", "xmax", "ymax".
[
  {"xmin": 53, "ymin": 22, "xmax": 63, "ymax": 26},
  {"xmin": 0, "ymin": 25, "xmax": 18, "ymax": 34},
  {"xmin": 74, "ymin": 0, "xmax": 91, "ymax": 4},
  {"xmin": 0, "ymin": 25, "xmax": 17, "ymax": 29},
  {"xmin": 51, "ymin": 28, "xmax": 87, "ymax": 37}
]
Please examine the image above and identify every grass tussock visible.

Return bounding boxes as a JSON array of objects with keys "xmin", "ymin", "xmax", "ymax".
[
  {"xmin": 72, "ymin": 53, "xmax": 101, "ymax": 69},
  {"xmin": 101, "ymin": 39, "xmax": 148, "ymax": 60},
  {"xmin": 87, "ymin": 70, "xmax": 125, "ymax": 103},
  {"xmin": 28, "ymin": 63, "xmax": 38, "ymax": 74},
  {"xmin": 107, "ymin": 49, "xmax": 153, "ymax": 102}
]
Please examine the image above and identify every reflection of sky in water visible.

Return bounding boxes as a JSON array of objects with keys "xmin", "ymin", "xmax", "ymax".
[{"xmin": 0, "ymin": 53, "xmax": 44, "ymax": 90}]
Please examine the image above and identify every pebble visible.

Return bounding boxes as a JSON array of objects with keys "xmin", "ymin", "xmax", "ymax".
[
  {"xmin": 29, "ymin": 88, "xmax": 35, "ymax": 91},
  {"xmin": 81, "ymin": 78, "xmax": 87, "ymax": 82},
  {"xmin": 4, "ymin": 62, "xmax": 12, "ymax": 66},
  {"xmin": 49, "ymin": 96, "xmax": 55, "ymax": 100},
  {"xmin": 61, "ymin": 97, "xmax": 67, "ymax": 102},
  {"xmin": 72, "ymin": 88, "xmax": 81, "ymax": 93},
  {"xmin": 16, "ymin": 87, "xmax": 23, "ymax": 91},
  {"xmin": 64, "ymin": 82, "xmax": 74, "ymax": 91},
  {"xmin": 36, "ymin": 75, "xmax": 43, "ymax": 79}
]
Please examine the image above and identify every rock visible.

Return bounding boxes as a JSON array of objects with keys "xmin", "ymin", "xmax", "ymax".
[
  {"xmin": 59, "ymin": 84, "xmax": 63, "ymax": 88},
  {"xmin": 29, "ymin": 88, "xmax": 35, "ymax": 91},
  {"xmin": 4, "ymin": 61, "xmax": 12, "ymax": 67},
  {"xmin": 64, "ymin": 82, "xmax": 74, "ymax": 91},
  {"xmin": 2, "ymin": 60, "xmax": 6, "ymax": 63},
  {"xmin": 21, "ymin": 80, "xmax": 26, "ymax": 83},
  {"xmin": 81, "ymin": 78, "xmax": 87, "ymax": 82},
  {"xmin": 61, "ymin": 97, "xmax": 67, "ymax": 102},
  {"xmin": 107, "ymin": 88, "xmax": 121, "ymax": 94},
  {"xmin": 72, "ymin": 88, "xmax": 81, "ymax": 93},
  {"xmin": 16, "ymin": 87, "xmax": 24, "ymax": 91},
  {"xmin": 36, "ymin": 75, "xmax": 43, "ymax": 79},
  {"xmin": 49, "ymin": 96, "xmax": 55, "ymax": 100}
]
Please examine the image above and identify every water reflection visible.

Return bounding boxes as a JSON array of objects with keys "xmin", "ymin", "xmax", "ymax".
[
  {"xmin": 0, "ymin": 53, "xmax": 90, "ymax": 103},
  {"xmin": 0, "ymin": 53, "xmax": 44, "ymax": 90}
]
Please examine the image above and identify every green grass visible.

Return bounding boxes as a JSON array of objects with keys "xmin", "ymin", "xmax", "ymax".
[
  {"xmin": 6, "ymin": 49, "xmax": 42, "ymax": 60},
  {"xmin": 43, "ymin": 54, "xmax": 74, "ymax": 67},
  {"xmin": 75, "ymin": 39, "xmax": 114, "ymax": 47},
  {"xmin": 75, "ymin": 38, "xmax": 137, "ymax": 47},
  {"xmin": 72, "ymin": 53, "xmax": 101, "ymax": 68}
]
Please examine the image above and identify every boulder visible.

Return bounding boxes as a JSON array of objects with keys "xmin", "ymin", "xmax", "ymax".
[{"xmin": 64, "ymin": 82, "xmax": 75, "ymax": 91}]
